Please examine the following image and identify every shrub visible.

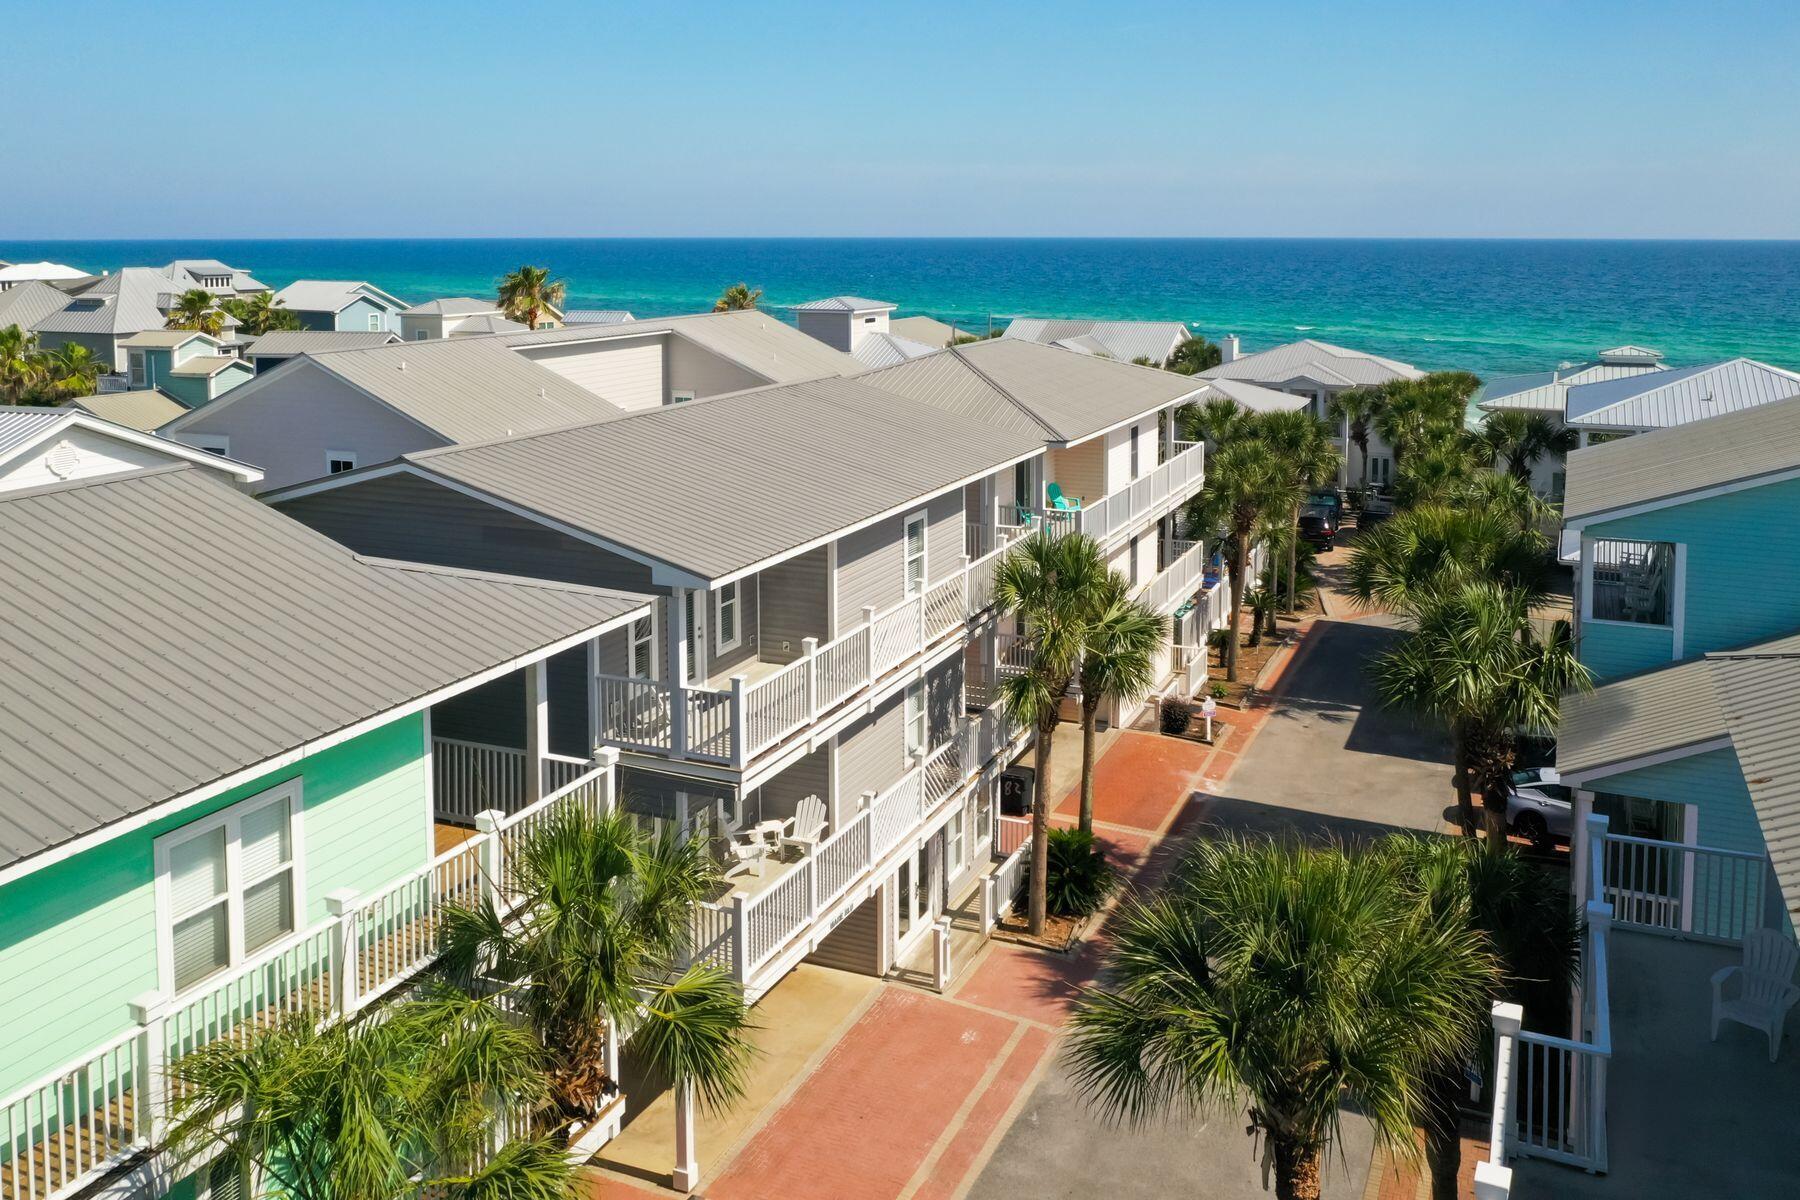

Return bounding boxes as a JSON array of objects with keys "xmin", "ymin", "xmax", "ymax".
[
  {"xmin": 1045, "ymin": 827, "xmax": 1117, "ymax": 917},
  {"xmin": 1160, "ymin": 696, "xmax": 1192, "ymax": 735},
  {"xmin": 1207, "ymin": 628, "xmax": 1230, "ymax": 657},
  {"xmin": 1209, "ymin": 681, "xmax": 1229, "ymax": 700}
]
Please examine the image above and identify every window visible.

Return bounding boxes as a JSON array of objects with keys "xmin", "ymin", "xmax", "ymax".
[
  {"xmin": 714, "ymin": 581, "xmax": 741, "ymax": 652},
  {"xmin": 668, "ymin": 390, "xmax": 695, "ymax": 405},
  {"xmin": 1370, "ymin": 456, "xmax": 1392, "ymax": 487},
  {"xmin": 129, "ymin": 349, "xmax": 147, "ymax": 388},
  {"xmin": 629, "ymin": 613, "xmax": 657, "ymax": 678},
  {"xmin": 904, "ymin": 512, "xmax": 927, "ymax": 597},
  {"xmin": 367, "ymin": 313, "xmax": 383, "ymax": 331},
  {"xmin": 1129, "ymin": 424, "xmax": 1140, "ymax": 479},
  {"xmin": 186, "ymin": 434, "xmax": 231, "ymax": 458},
  {"xmin": 974, "ymin": 778, "xmax": 994, "ymax": 846},
  {"xmin": 904, "ymin": 679, "xmax": 927, "ymax": 757},
  {"xmin": 683, "ymin": 590, "xmax": 704, "ymax": 683},
  {"xmin": 1013, "ymin": 460, "xmax": 1034, "ymax": 519},
  {"xmin": 325, "ymin": 451, "xmax": 357, "ymax": 474},
  {"xmin": 414, "ymin": 329, "xmax": 428, "ymax": 341},
  {"xmin": 947, "ymin": 806, "xmax": 966, "ymax": 875},
  {"xmin": 156, "ymin": 783, "xmax": 301, "ymax": 995},
  {"xmin": 1590, "ymin": 539, "xmax": 1674, "ymax": 626}
]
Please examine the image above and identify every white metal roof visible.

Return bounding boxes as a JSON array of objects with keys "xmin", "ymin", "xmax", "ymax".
[
  {"xmin": 1199, "ymin": 338, "xmax": 1423, "ymax": 389},
  {"xmin": 794, "ymin": 296, "xmax": 895, "ymax": 313},
  {"xmin": 400, "ymin": 297, "xmax": 500, "ymax": 316},
  {"xmin": 33, "ymin": 268, "xmax": 179, "ymax": 336},
  {"xmin": 1477, "ymin": 359, "xmax": 1667, "ymax": 414},
  {"xmin": 562, "ymin": 310, "xmax": 636, "ymax": 325},
  {"xmin": 1002, "ymin": 318, "xmax": 1191, "ymax": 366},
  {"xmin": 245, "ymin": 330, "xmax": 402, "ymax": 356},
  {"xmin": 0, "ymin": 261, "xmax": 89, "ymax": 285},
  {"xmin": 1565, "ymin": 358, "xmax": 1800, "ymax": 430},
  {"xmin": 272, "ymin": 280, "xmax": 408, "ymax": 314},
  {"xmin": 851, "ymin": 331, "xmax": 939, "ymax": 369}
]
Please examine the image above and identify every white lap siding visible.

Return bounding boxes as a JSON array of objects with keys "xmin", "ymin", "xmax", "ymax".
[{"xmin": 518, "ymin": 337, "xmax": 664, "ymax": 410}]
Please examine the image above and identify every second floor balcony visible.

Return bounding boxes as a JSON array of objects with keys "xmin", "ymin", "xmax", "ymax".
[{"xmin": 1024, "ymin": 438, "xmax": 1204, "ymax": 546}]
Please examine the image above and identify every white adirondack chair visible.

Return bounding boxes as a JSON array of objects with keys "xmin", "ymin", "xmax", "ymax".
[
  {"xmin": 723, "ymin": 836, "xmax": 767, "ymax": 879},
  {"xmin": 779, "ymin": 795, "xmax": 828, "ymax": 855},
  {"xmin": 1711, "ymin": 928, "xmax": 1800, "ymax": 1062}
]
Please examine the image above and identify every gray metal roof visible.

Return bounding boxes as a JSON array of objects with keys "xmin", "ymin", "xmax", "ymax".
[
  {"xmin": 1195, "ymin": 378, "xmax": 1314, "ymax": 414},
  {"xmin": 245, "ymin": 330, "xmax": 403, "ymax": 357},
  {"xmin": 1565, "ymin": 358, "xmax": 1800, "ymax": 430},
  {"xmin": 1599, "ymin": 345, "xmax": 1664, "ymax": 364},
  {"xmin": 449, "ymin": 314, "xmax": 529, "ymax": 336},
  {"xmin": 1477, "ymin": 360, "xmax": 1667, "ymax": 414},
  {"xmin": 888, "ymin": 315, "xmax": 966, "ymax": 348},
  {"xmin": 33, "ymin": 268, "xmax": 179, "ymax": 336},
  {"xmin": 64, "ymin": 389, "xmax": 189, "ymax": 432},
  {"xmin": 1199, "ymin": 339, "xmax": 1423, "ymax": 389},
  {"xmin": 168, "ymin": 354, "xmax": 247, "ymax": 378},
  {"xmin": 501, "ymin": 310, "xmax": 863, "ymax": 385},
  {"xmin": 1711, "ymin": 653, "xmax": 1800, "ymax": 919},
  {"xmin": 272, "ymin": 280, "xmax": 407, "ymax": 314},
  {"xmin": 563, "ymin": 310, "xmax": 636, "ymax": 325},
  {"xmin": 851, "ymin": 331, "xmax": 940, "ymax": 369},
  {"xmin": 401, "ymin": 297, "xmax": 500, "ymax": 316},
  {"xmin": 395, "ymin": 375, "xmax": 1043, "ymax": 581},
  {"xmin": 119, "ymin": 329, "xmax": 217, "ymax": 349},
  {"xmin": 164, "ymin": 260, "xmax": 268, "ymax": 295},
  {"xmin": 0, "ymin": 466, "xmax": 647, "ymax": 873},
  {"xmin": 1557, "ymin": 655, "xmax": 1725, "ymax": 777},
  {"xmin": 794, "ymin": 296, "xmax": 894, "ymax": 312},
  {"xmin": 862, "ymin": 339, "xmax": 1205, "ymax": 444},
  {"xmin": 0, "ymin": 280, "xmax": 81, "ymax": 333},
  {"xmin": 1564, "ymin": 391, "xmax": 1800, "ymax": 522},
  {"xmin": 0, "ymin": 409, "xmax": 67, "ymax": 461},
  {"xmin": 1001, "ymin": 318, "xmax": 1190, "ymax": 366}
]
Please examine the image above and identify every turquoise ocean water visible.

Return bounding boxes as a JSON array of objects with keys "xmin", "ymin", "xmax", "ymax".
[{"xmin": 4, "ymin": 238, "xmax": 1797, "ymax": 378}]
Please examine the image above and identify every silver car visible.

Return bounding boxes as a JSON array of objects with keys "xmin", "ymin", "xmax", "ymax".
[{"xmin": 1508, "ymin": 767, "xmax": 1571, "ymax": 849}]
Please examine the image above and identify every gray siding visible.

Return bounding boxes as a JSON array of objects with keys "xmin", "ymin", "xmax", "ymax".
[
  {"xmin": 833, "ymin": 489, "xmax": 964, "ymax": 629},
  {"xmin": 805, "ymin": 891, "xmax": 882, "ymax": 974},
  {"xmin": 666, "ymin": 334, "xmax": 764, "ymax": 399},
  {"xmin": 174, "ymin": 359, "xmax": 447, "ymax": 492},
  {"xmin": 756, "ymin": 746, "xmax": 829, "ymax": 827},
  {"xmin": 757, "ymin": 548, "xmax": 829, "ymax": 663},
  {"xmin": 519, "ymin": 336, "xmax": 664, "ymax": 410},
  {"xmin": 836, "ymin": 689, "xmax": 906, "ymax": 807},
  {"xmin": 429, "ymin": 645, "xmax": 589, "ymax": 758},
  {"xmin": 706, "ymin": 580, "xmax": 760, "ymax": 678},
  {"xmin": 273, "ymin": 471, "xmax": 657, "ymax": 593}
]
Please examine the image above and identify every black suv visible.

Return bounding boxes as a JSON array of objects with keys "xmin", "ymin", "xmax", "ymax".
[{"xmin": 1298, "ymin": 505, "xmax": 1338, "ymax": 550}]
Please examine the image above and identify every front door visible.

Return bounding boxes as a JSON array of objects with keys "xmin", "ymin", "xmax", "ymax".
[{"xmin": 682, "ymin": 589, "xmax": 708, "ymax": 685}]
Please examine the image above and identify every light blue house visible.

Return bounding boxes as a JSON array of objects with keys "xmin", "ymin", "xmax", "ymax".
[
  {"xmin": 269, "ymin": 280, "xmax": 408, "ymax": 333},
  {"xmin": 1558, "ymin": 391, "xmax": 1800, "ymax": 935},
  {"xmin": 116, "ymin": 330, "xmax": 255, "ymax": 409}
]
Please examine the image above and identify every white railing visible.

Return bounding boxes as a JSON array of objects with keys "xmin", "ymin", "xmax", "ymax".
[
  {"xmin": 996, "ymin": 814, "xmax": 1031, "ymax": 858},
  {"xmin": 599, "ymin": 540, "xmax": 1014, "ymax": 771},
  {"xmin": 432, "ymin": 736, "xmax": 527, "ymax": 821},
  {"xmin": 1, "ymin": 755, "xmax": 620, "ymax": 1200},
  {"xmin": 1137, "ymin": 537, "xmax": 1209, "ymax": 615},
  {"xmin": 981, "ymin": 842, "xmax": 1030, "ymax": 933},
  {"xmin": 1031, "ymin": 439, "xmax": 1205, "ymax": 545},
  {"xmin": 1599, "ymin": 831, "xmax": 1771, "ymax": 943},
  {"xmin": 694, "ymin": 706, "xmax": 1033, "ymax": 995}
]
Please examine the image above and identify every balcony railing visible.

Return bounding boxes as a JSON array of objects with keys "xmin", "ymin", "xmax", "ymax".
[
  {"xmin": 0, "ymin": 758, "xmax": 619, "ymax": 1200},
  {"xmin": 1025, "ymin": 439, "xmax": 1205, "ymax": 545},
  {"xmin": 689, "ymin": 705, "xmax": 1025, "ymax": 998},
  {"xmin": 595, "ymin": 539, "xmax": 1014, "ymax": 770},
  {"xmin": 1136, "ymin": 538, "xmax": 1209, "ymax": 615}
]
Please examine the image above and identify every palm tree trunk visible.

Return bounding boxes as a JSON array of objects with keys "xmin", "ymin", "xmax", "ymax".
[
  {"xmin": 1424, "ymin": 1069, "xmax": 1464, "ymax": 1200},
  {"xmin": 1286, "ymin": 504, "xmax": 1299, "ymax": 615},
  {"xmin": 1272, "ymin": 1139, "xmax": 1323, "ymax": 1200},
  {"xmin": 1481, "ymin": 774, "xmax": 1511, "ymax": 849},
  {"xmin": 1078, "ymin": 696, "xmax": 1099, "ymax": 836},
  {"xmin": 1452, "ymin": 739, "xmax": 1478, "ymax": 837},
  {"xmin": 1028, "ymin": 716, "xmax": 1056, "ymax": 935},
  {"xmin": 1226, "ymin": 541, "xmax": 1248, "ymax": 682}
]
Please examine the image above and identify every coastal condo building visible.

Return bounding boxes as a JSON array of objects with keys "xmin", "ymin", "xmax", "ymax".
[{"xmin": 1, "ymin": 310, "xmax": 1236, "ymax": 1198}]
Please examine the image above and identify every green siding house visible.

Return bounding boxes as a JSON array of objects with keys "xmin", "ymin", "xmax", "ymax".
[
  {"xmin": 117, "ymin": 330, "xmax": 254, "ymax": 411},
  {"xmin": 0, "ymin": 467, "xmax": 645, "ymax": 1200},
  {"xmin": 1557, "ymin": 394, "xmax": 1800, "ymax": 938}
]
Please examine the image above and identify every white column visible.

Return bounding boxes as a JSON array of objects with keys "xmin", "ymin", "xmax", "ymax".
[
  {"xmin": 1572, "ymin": 790, "xmax": 1596, "ymax": 908},
  {"xmin": 128, "ymin": 992, "xmax": 170, "ymax": 1145},
  {"xmin": 1472, "ymin": 1161, "xmax": 1513, "ymax": 1200},
  {"xmin": 933, "ymin": 917, "xmax": 953, "ymax": 992},
  {"xmin": 325, "ymin": 888, "xmax": 362, "ymax": 1014},
  {"xmin": 524, "ymin": 658, "xmax": 549, "ymax": 804},
  {"xmin": 672, "ymin": 1079, "xmax": 700, "ymax": 1193},
  {"xmin": 667, "ymin": 591, "xmax": 689, "ymax": 757}
]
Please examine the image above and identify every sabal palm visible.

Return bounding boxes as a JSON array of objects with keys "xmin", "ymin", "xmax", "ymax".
[
  {"xmin": 1344, "ymin": 503, "xmax": 1549, "ymax": 613},
  {"xmin": 1075, "ymin": 574, "xmax": 1166, "ymax": 834},
  {"xmin": 712, "ymin": 283, "xmax": 762, "ymax": 312},
  {"xmin": 1327, "ymin": 387, "xmax": 1384, "ymax": 488},
  {"xmin": 1164, "ymin": 334, "xmax": 1220, "ymax": 375},
  {"xmin": 1372, "ymin": 372, "xmax": 1477, "ymax": 470},
  {"xmin": 438, "ymin": 808, "xmax": 752, "ymax": 1124},
  {"xmin": 1477, "ymin": 410, "xmax": 1578, "ymax": 482},
  {"xmin": 40, "ymin": 341, "xmax": 107, "ymax": 399},
  {"xmin": 1067, "ymin": 837, "xmax": 1499, "ymax": 1200},
  {"xmin": 1259, "ymin": 409, "xmax": 1341, "ymax": 614},
  {"xmin": 1393, "ymin": 436, "xmax": 1484, "ymax": 509},
  {"xmin": 0, "ymin": 323, "xmax": 42, "ymax": 404},
  {"xmin": 498, "ymin": 265, "xmax": 567, "ymax": 330},
  {"xmin": 166, "ymin": 986, "xmax": 573, "ymax": 1200},
  {"xmin": 165, "ymin": 288, "xmax": 225, "ymax": 336},
  {"xmin": 1178, "ymin": 394, "xmax": 1253, "ymax": 447},
  {"xmin": 1373, "ymin": 581, "xmax": 1589, "ymax": 843},
  {"xmin": 226, "ymin": 291, "xmax": 303, "ymax": 335},
  {"xmin": 994, "ymin": 531, "xmax": 1111, "ymax": 934},
  {"xmin": 1186, "ymin": 432, "xmax": 1287, "ymax": 681}
]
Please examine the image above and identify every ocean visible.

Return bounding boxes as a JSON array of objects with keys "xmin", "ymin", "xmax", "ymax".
[{"xmin": 4, "ymin": 238, "xmax": 1797, "ymax": 379}]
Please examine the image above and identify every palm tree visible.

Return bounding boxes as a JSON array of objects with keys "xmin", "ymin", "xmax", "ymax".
[
  {"xmin": 712, "ymin": 283, "xmax": 763, "ymax": 312},
  {"xmin": 1344, "ymin": 503, "xmax": 1549, "ymax": 614},
  {"xmin": 1066, "ymin": 836, "xmax": 1499, "ymax": 1200},
  {"xmin": 1476, "ymin": 410, "xmax": 1579, "ymax": 483},
  {"xmin": 1327, "ymin": 387, "xmax": 1384, "ymax": 491},
  {"xmin": 498, "ymin": 265, "xmax": 567, "ymax": 330},
  {"xmin": 165, "ymin": 288, "xmax": 225, "ymax": 336},
  {"xmin": 1393, "ymin": 436, "xmax": 1483, "ymax": 509},
  {"xmin": 166, "ymin": 987, "xmax": 575, "ymax": 1200},
  {"xmin": 1372, "ymin": 372, "xmax": 1478, "ymax": 473},
  {"xmin": 1074, "ymin": 576, "xmax": 1166, "ymax": 834},
  {"xmin": 1373, "ymin": 581, "xmax": 1589, "ymax": 842},
  {"xmin": 994, "ymin": 531, "xmax": 1111, "ymax": 934},
  {"xmin": 1186, "ymin": 433, "xmax": 1287, "ymax": 681},
  {"xmin": 224, "ymin": 291, "xmax": 303, "ymax": 335},
  {"xmin": 1259, "ymin": 409, "xmax": 1341, "ymax": 614},
  {"xmin": 38, "ymin": 341, "xmax": 108, "ymax": 400},
  {"xmin": 1382, "ymin": 836, "xmax": 1579, "ymax": 1199},
  {"xmin": 1178, "ymin": 394, "xmax": 1253, "ymax": 448},
  {"xmin": 438, "ymin": 807, "xmax": 752, "ymax": 1140},
  {"xmin": 1165, "ymin": 334, "xmax": 1221, "ymax": 375},
  {"xmin": 0, "ymin": 324, "xmax": 43, "ymax": 405}
]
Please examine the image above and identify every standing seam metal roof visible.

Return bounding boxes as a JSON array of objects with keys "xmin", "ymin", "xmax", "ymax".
[
  {"xmin": 498, "ymin": 309, "xmax": 863, "ymax": 384},
  {"xmin": 0, "ymin": 467, "xmax": 647, "ymax": 872},
  {"xmin": 1565, "ymin": 359, "xmax": 1800, "ymax": 430},
  {"xmin": 1001, "ymin": 318, "xmax": 1190, "ymax": 365},
  {"xmin": 1198, "ymin": 339, "xmax": 1423, "ymax": 388}
]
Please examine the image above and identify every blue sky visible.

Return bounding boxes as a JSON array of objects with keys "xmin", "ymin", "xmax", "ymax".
[{"xmin": 7, "ymin": 1, "xmax": 1799, "ymax": 238}]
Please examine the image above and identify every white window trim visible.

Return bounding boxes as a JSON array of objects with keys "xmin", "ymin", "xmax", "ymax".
[
  {"xmin": 413, "ymin": 329, "xmax": 429, "ymax": 341},
  {"xmin": 367, "ymin": 313, "xmax": 383, "ymax": 332},
  {"xmin": 325, "ymin": 450, "xmax": 358, "ymax": 474},
  {"xmin": 128, "ymin": 349, "xmax": 148, "ymax": 388},
  {"xmin": 904, "ymin": 679, "xmax": 927, "ymax": 757},
  {"xmin": 185, "ymin": 434, "xmax": 231, "ymax": 458},
  {"xmin": 628, "ymin": 607, "xmax": 659, "ymax": 680},
  {"xmin": 153, "ymin": 780, "xmax": 306, "ymax": 999},
  {"xmin": 903, "ymin": 510, "xmax": 928, "ymax": 598},
  {"xmin": 1579, "ymin": 536, "xmax": 1684, "ymax": 650},
  {"xmin": 714, "ymin": 581, "xmax": 742, "ymax": 653}
]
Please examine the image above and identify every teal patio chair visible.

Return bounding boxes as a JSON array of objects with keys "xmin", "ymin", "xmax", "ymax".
[{"xmin": 1046, "ymin": 482, "xmax": 1083, "ymax": 511}]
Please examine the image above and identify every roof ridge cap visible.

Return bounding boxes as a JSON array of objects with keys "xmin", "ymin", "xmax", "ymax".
[{"xmin": 948, "ymin": 345, "xmax": 1064, "ymax": 440}]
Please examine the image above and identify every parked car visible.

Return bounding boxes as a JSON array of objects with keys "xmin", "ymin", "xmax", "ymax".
[
  {"xmin": 1508, "ymin": 767, "xmax": 1572, "ymax": 849},
  {"xmin": 1298, "ymin": 505, "xmax": 1338, "ymax": 550},
  {"xmin": 1357, "ymin": 491, "xmax": 1394, "ymax": 526}
]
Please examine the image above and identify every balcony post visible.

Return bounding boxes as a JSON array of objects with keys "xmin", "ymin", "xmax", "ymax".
[
  {"xmin": 127, "ymin": 991, "xmax": 170, "ymax": 1145},
  {"xmin": 475, "ymin": 809, "xmax": 505, "ymax": 909},
  {"xmin": 1472, "ymin": 1161, "xmax": 1512, "ymax": 1200},
  {"xmin": 524, "ymin": 657, "xmax": 549, "ymax": 804},
  {"xmin": 594, "ymin": 745, "xmax": 620, "ymax": 816},
  {"xmin": 932, "ymin": 917, "xmax": 953, "ymax": 993},
  {"xmin": 862, "ymin": 604, "xmax": 877, "ymax": 685},
  {"xmin": 802, "ymin": 636, "xmax": 820, "ymax": 721},
  {"xmin": 731, "ymin": 892, "xmax": 751, "ymax": 986},
  {"xmin": 916, "ymin": 588, "xmax": 927, "ymax": 652},
  {"xmin": 667, "ymin": 591, "xmax": 690, "ymax": 758},
  {"xmin": 325, "ymin": 888, "xmax": 362, "ymax": 1015},
  {"xmin": 672, "ymin": 1079, "xmax": 700, "ymax": 1193},
  {"xmin": 861, "ymin": 790, "xmax": 878, "ymax": 869},
  {"xmin": 1488, "ymin": 1000, "xmax": 1523, "ymax": 1166},
  {"xmin": 729, "ymin": 674, "xmax": 748, "ymax": 767}
]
